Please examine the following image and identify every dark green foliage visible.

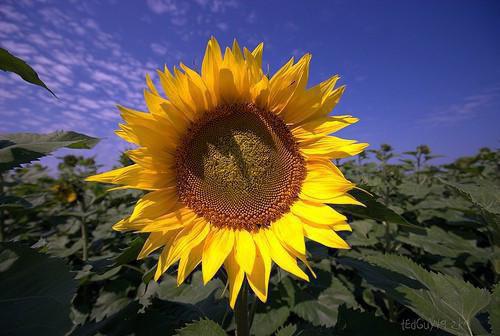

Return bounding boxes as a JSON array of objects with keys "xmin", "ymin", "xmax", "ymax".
[
  {"xmin": 0, "ymin": 145, "xmax": 498, "ymax": 335},
  {"xmin": 0, "ymin": 132, "xmax": 99, "ymax": 171},
  {"xmin": 176, "ymin": 319, "xmax": 227, "ymax": 336},
  {"xmin": 0, "ymin": 242, "xmax": 77, "ymax": 336},
  {"xmin": 0, "ymin": 48, "xmax": 55, "ymax": 95}
]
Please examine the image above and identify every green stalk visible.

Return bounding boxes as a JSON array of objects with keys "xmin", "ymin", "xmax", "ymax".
[
  {"xmin": 234, "ymin": 281, "xmax": 249, "ymax": 336},
  {"xmin": 248, "ymin": 294, "xmax": 258, "ymax": 330},
  {"xmin": 0, "ymin": 173, "xmax": 4, "ymax": 242},
  {"xmin": 383, "ymin": 220, "xmax": 391, "ymax": 252},
  {"xmin": 80, "ymin": 219, "xmax": 88, "ymax": 261},
  {"xmin": 79, "ymin": 196, "xmax": 88, "ymax": 261}
]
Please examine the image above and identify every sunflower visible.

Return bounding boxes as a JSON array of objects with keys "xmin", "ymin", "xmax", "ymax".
[{"xmin": 87, "ymin": 37, "xmax": 368, "ymax": 308}]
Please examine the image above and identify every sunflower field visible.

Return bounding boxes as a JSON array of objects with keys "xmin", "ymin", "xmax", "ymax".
[{"xmin": 1, "ymin": 45, "xmax": 499, "ymax": 336}]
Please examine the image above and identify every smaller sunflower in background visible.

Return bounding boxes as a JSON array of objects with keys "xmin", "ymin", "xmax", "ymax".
[
  {"xmin": 87, "ymin": 37, "xmax": 368, "ymax": 308},
  {"xmin": 51, "ymin": 182, "xmax": 78, "ymax": 204}
]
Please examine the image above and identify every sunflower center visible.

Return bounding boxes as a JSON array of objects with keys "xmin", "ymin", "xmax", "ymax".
[{"xmin": 176, "ymin": 103, "xmax": 306, "ymax": 231}]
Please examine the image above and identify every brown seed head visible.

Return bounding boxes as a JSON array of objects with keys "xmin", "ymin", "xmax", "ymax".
[{"xmin": 175, "ymin": 103, "xmax": 306, "ymax": 231}]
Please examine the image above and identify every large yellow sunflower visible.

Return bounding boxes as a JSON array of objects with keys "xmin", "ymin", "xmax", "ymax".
[{"xmin": 87, "ymin": 37, "xmax": 367, "ymax": 308}]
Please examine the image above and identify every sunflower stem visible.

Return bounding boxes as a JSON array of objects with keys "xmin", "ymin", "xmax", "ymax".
[
  {"xmin": 234, "ymin": 280, "xmax": 249, "ymax": 336},
  {"xmin": 248, "ymin": 294, "xmax": 258, "ymax": 329},
  {"xmin": 79, "ymin": 197, "xmax": 88, "ymax": 261},
  {"xmin": 0, "ymin": 173, "xmax": 4, "ymax": 242},
  {"xmin": 80, "ymin": 220, "xmax": 88, "ymax": 261}
]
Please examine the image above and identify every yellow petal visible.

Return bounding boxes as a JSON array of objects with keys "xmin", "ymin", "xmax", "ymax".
[
  {"xmin": 290, "ymin": 199, "xmax": 347, "ymax": 226},
  {"xmin": 269, "ymin": 54, "xmax": 311, "ymax": 115},
  {"xmin": 299, "ymin": 161, "xmax": 354, "ymax": 202},
  {"xmin": 303, "ymin": 223, "xmax": 350, "ymax": 249},
  {"xmin": 275, "ymin": 74, "xmax": 338, "ymax": 125},
  {"xmin": 334, "ymin": 223, "xmax": 353, "ymax": 232},
  {"xmin": 157, "ymin": 67, "xmax": 197, "ymax": 121},
  {"xmin": 292, "ymin": 115, "xmax": 359, "ymax": 142},
  {"xmin": 251, "ymin": 42, "xmax": 264, "ymax": 68},
  {"xmin": 141, "ymin": 205, "xmax": 198, "ymax": 232},
  {"xmin": 202, "ymin": 228, "xmax": 235, "ymax": 284},
  {"xmin": 271, "ymin": 213, "xmax": 305, "ymax": 255},
  {"xmin": 112, "ymin": 216, "xmax": 148, "ymax": 232},
  {"xmin": 125, "ymin": 147, "xmax": 174, "ymax": 173},
  {"xmin": 327, "ymin": 194, "xmax": 365, "ymax": 206},
  {"xmin": 138, "ymin": 230, "xmax": 177, "ymax": 259},
  {"xmin": 300, "ymin": 136, "xmax": 368, "ymax": 159},
  {"xmin": 232, "ymin": 39, "xmax": 244, "ymax": 64},
  {"xmin": 247, "ymin": 233, "xmax": 272, "ymax": 302},
  {"xmin": 180, "ymin": 63, "xmax": 214, "ymax": 110},
  {"xmin": 250, "ymin": 76, "xmax": 270, "ymax": 108},
  {"xmin": 143, "ymin": 89, "xmax": 190, "ymax": 134},
  {"xmin": 224, "ymin": 249, "xmax": 245, "ymax": 309},
  {"xmin": 115, "ymin": 128, "xmax": 137, "ymax": 144},
  {"xmin": 119, "ymin": 102, "xmax": 179, "ymax": 146},
  {"xmin": 129, "ymin": 188, "xmax": 178, "ymax": 221},
  {"xmin": 116, "ymin": 120, "xmax": 177, "ymax": 154},
  {"xmin": 262, "ymin": 229, "xmax": 309, "ymax": 281},
  {"xmin": 234, "ymin": 230, "xmax": 256, "ymax": 274},
  {"xmin": 164, "ymin": 219, "xmax": 210, "ymax": 274},
  {"xmin": 174, "ymin": 66, "xmax": 207, "ymax": 115},
  {"xmin": 177, "ymin": 240, "xmax": 204, "ymax": 285},
  {"xmin": 155, "ymin": 246, "xmax": 171, "ymax": 280},
  {"xmin": 315, "ymin": 86, "xmax": 346, "ymax": 119},
  {"xmin": 218, "ymin": 67, "xmax": 239, "ymax": 103},
  {"xmin": 146, "ymin": 73, "xmax": 159, "ymax": 96},
  {"xmin": 86, "ymin": 164, "xmax": 174, "ymax": 190},
  {"xmin": 201, "ymin": 36, "xmax": 222, "ymax": 104},
  {"xmin": 118, "ymin": 104, "xmax": 154, "ymax": 126}
]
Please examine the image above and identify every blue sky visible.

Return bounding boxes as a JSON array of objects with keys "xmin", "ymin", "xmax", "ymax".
[{"xmin": 1, "ymin": 0, "xmax": 499, "ymax": 168}]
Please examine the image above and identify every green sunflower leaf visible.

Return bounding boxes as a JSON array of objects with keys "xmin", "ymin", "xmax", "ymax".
[
  {"xmin": 250, "ymin": 306, "xmax": 290, "ymax": 336},
  {"xmin": 0, "ymin": 242, "xmax": 77, "ymax": 336},
  {"xmin": 0, "ymin": 47, "xmax": 55, "ymax": 96},
  {"xmin": 440, "ymin": 179, "xmax": 500, "ymax": 216},
  {"xmin": 275, "ymin": 324, "xmax": 297, "ymax": 336},
  {"xmin": 291, "ymin": 276, "xmax": 357, "ymax": 327},
  {"xmin": 0, "ymin": 131, "xmax": 99, "ymax": 172},
  {"xmin": 71, "ymin": 297, "xmax": 227, "ymax": 336},
  {"xmin": 0, "ymin": 195, "xmax": 33, "ymax": 209},
  {"xmin": 440, "ymin": 179, "xmax": 500, "ymax": 242},
  {"xmin": 157, "ymin": 271, "xmax": 224, "ymax": 305},
  {"xmin": 490, "ymin": 283, "xmax": 500, "ymax": 336},
  {"xmin": 333, "ymin": 189, "xmax": 425, "ymax": 233},
  {"xmin": 175, "ymin": 319, "xmax": 226, "ymax": 336},
  {"xmin": 114, "ymin": 236, "xmax": 145, "ymax": 265},
  {"xmin": 333, "ymin": 305, "xmax": 429, "ymax": 336},
  {"xmin": 397, "ymin": 225, "xmax": 488, "ymax": 259},
  {"xmin": 440, "ymin": 179, "xmax": 500, "ymax": 271},
  {"xmin": 340, "ymin": 254, "xmax": 491, "ymax": 336}
]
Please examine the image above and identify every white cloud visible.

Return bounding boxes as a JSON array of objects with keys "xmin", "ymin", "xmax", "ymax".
[
  {"xmin": 0, "ymin": 0, "xmax": 214, "ymax": 167},
  {"xmin": 0, "ymin": 21, "xmax": 19, "ymax": 34},
  {"xmin": 195, "ymin": 0, "xmax": 238, "ymax": 13},
  {"xmin": 422, "ymin": 87, "xmax": 500, "ymax": 124},
  {"xmin": 151, "ymin": 42, "xmax": 168, "ymax": 55},
  {"xmin": 0, "ymin": 4, "xmax": 29, "ymax": 23},
  {"xmin": 246, "ymin": 11, "xmax": 256, "ymax": 24},
  {"xmin": 1, "ymin": 40, "xmax": 37, "ymax": 57},
  {"xmin": 146, "ymin": 0, "xmax": 179, "ymax": 14},
  {"xmin": 78, "ymin": 82, "xmax": 95, "ymax": 92},
  {"xmin": 216, "ymin": 22, "xmax": 228, "ymax": 31}
]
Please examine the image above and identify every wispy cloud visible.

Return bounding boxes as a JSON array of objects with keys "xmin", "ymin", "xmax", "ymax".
[
  {"xmin": 0, "ymin": 1, "xmax": 159, "ymax": 167},
  {"xmin": 216, "ymin": 22, "xmax": 228, "ymax": 31},
  {"xmin": 151, "ymin": 42, "xmax": 168, "ymax": 55},
  {"xmin": 146, "ymin": 0, "xmax": 179, "ymax": 14},
  {"xmin": 145, "ymin": 0, "xmax": 190, "ymax": 26},
  {"xmin": 195, "ymin": 0, "xmax": 238, "ymax": 13},
  {"xmin": 422, "ymin": 87, "xmax": 500, "ymax": 125}
]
